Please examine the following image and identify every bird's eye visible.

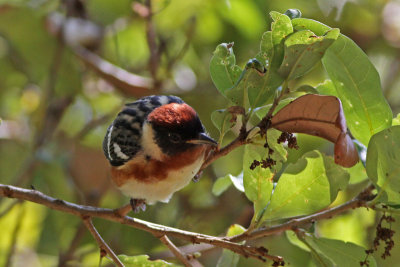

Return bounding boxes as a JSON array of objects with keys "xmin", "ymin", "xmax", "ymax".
[{"xmin": 168, "ymin": 133, "xmax": 181, "ymax": 143}]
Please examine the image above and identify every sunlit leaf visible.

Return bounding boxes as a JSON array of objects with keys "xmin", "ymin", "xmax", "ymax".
[
  {"xmin": 393, "ymin": 113, "xmax": 400, "ymax": 126},
  {"xmin": 262, "ymin": 151, "xmax": 331, "ymax": 221},
  {"xmin": 270, "ymin": 11, "xmax": 293, "ymax": 46},
  {"xmin": 243, "ymin": 144, "xmax": 274, "ymax": 220},
  {"xmin": 366, "ymin": 126, "xmax": 400, "ymax": 204},
  {"xmin": 278, "ymin": 28, "xmax": 339, "ymax": 80},
  {"xmin": 315, "ymin": 79, "xmax": 338, "ymax": 97},
  {"xmin": 322, "ymin": 36, "xmax": 392, "ymax": 145},
  {"xmin": 293, "ymin": 18, "xmax": 392, "ymax": 145},
  {"xmin": 210, "ymin": 43, "xmax": 242, "ymax": 97}
]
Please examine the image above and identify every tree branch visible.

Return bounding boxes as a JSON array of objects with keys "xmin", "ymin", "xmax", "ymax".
[
  {"xmin": 82, "ymin": 217, "xmax": 124, "ymax": 267},
  {"xmin": 0, "ymin": 184, "xmax": 281, "ymax": 263},
  {"xmin": 73, "ymin": 46, "xmax": 153, "ymax": 97},
  {"xmin": 144, "ymin": 0, "xmax": 161, "ymax": 89},
  {"xmin": 229, "ymin": 186, "xmax": 374, "ymax": 243},
  {"xmin": 159, "ymin": 235, "xmax": 193, "ymax": 267}
]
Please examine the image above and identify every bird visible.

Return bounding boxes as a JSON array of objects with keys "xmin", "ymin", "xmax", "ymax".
[{"xmin": 103, "ymin": 95, "xmax": 217, "ymax": 212}]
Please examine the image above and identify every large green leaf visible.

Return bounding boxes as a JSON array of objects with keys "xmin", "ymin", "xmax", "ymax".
[
  {"xmin": 262, "ymin": 151, "xmax": 331, "ymax": 221},
  {"xmin": 210, "ymin": 43, "xmax": 242, "ymax": 97},
  {"xmin": 216, "ymin": 224, "xmax": 246, "ymax": 267},
  {"xmin": 366, "ymin": 126, "xmax": 400, "ymax": 204},
  {"xmin": 322, "ymin": 36, "xmax": 392, "ymax": 145},
  {"xmin": 293, "ymin": 18, "xmax": 392, "ymax": 145},
  {"xmin": 278, "ymin": 29, "xmax": 339, "ymax": 80},
  {"xmin": 243, "ymin": 144, "xmax": 274, "ymax": 220},
  {"xmin": 304, "ymin": 235, "xmax": 377, "ymax": 267}
]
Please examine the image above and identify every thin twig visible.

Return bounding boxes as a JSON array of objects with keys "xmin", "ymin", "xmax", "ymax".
[
  {"xmin": 0, "ymin": 184, "xmax": 281, "ymax": 262},
  {"xmin": 73, "ymin": 46, "xmax": 153, "ymax": 97},
  {"xmin": 159, "ymin": 235, "xmax": 192, "ymax": 267},
  {"xmin": 82, "ymin": 217, "xmax": 124, "ymax": 267},
  {"xmin": 144, "ymin": 0, "xmax": 161, "ymax": 90},
  {"xmin": 114, "ymin": 203, "xmax": 132, "ymax": 217}
]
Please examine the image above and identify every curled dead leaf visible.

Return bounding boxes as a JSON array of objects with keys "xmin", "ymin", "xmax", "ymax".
[{"xmin": 270, "ymin": 94, "xmax": 359, "ymax": 167}]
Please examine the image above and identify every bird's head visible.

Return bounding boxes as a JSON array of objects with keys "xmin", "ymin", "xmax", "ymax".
[{"xmin": 146, "ymin": 102, "xmax": 217, "ymax": 156}]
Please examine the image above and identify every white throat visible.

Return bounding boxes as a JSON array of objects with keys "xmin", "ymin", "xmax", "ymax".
[{"xmin": 141, "ymin": 122, "xmax": 164, "ymax": 161}]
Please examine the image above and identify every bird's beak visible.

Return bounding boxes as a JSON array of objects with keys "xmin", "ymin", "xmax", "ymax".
[{"xmin": 187, "ymin": 133, "xmax": 217, "ymax": 146}]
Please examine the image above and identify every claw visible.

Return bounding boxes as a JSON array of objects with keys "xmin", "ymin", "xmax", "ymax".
[{"xmin": 130, "ymin": 198, "xmax": 147, "ymax": 213}]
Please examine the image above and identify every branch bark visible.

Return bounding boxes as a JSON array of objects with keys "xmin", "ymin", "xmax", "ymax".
[
  {"xmin": 0, "ymin": 184, "xmax": 374, "ymax": 264},
  {"xmin": 82, "ymin": 217, "xmax": 124, "ymax": 267},
  {"xmin": 159, "ymin": 235, "xmax": 193, "ymax": 267},
  {"xmin": 0, "ymin": 184, "xmax": 281, "ymax": 263}
]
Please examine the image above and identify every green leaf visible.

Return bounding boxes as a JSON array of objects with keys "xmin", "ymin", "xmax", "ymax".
[
  {"xmin": 211, "ymin": 109, "xmax": 235, "ymax": 142},
  {"xmin": 216, "ymin": 224, "xmax": 246, "ymax": 267},
  {"xmin": 212, "ymin": 175, "xmax": 232, "ymax": 196},
  {"xmin": 292, "ymin": 18, "xmax": 331, "ymax": 36},
  {"xmin": 278, "ymin": 29, "xmax": 339, "ymax": 80},
  {"xmin": 295, "ymin": 85, "xmax": 319, "ymax": 94},
  {"xmin": 262, "ymin": 151, "xmax": 331, "ymax": 221},
  {"xmin": 304, "ymin": 235, "xmax": 377, "ymax": 267},
  {"xmin": 114, "ymin": 255, "xmax": 180, "ymax": 267},
  {"xmin": 244, "ymin": 12, "xmax": 293, "ymax": 109},
  {"xmin": 212, "ymin": 173, "xmax": 244, "ymax": 196},
  {"xmin": 243, "ymin": 144, "xmax": 274, "ymax": 220},
  {"xmin": 210, "ymin": 43, "xmax": 242, "ymax": 97},
  {"xmin": 322, "ymin": 155, "xmax": 350, "ymax": 201},
  {"xmin": 315, "ymin": 79, "xmax": 338, "ymax": 97},
  {"xmin": 225, "ymin": 65, "xmax": 262, "ymax": 107},
  {"xmin": 270, "ymin": 11, "xmax": 293, "ymax": 46},
  {"xmin": 393, "ymin": 113, "xmax": 400, "ymax": 126},
  {"xmin": 366, "ymin": 126, "xmax": 400, "ymax": 204},
  {"xmin": 322, "ymin": 35, "xmax": 392, "ymax": 145}
]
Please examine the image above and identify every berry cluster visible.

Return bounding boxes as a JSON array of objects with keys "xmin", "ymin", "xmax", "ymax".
[
  {"xmin": 277, "ymin": 132, "xmax": 299, "ymax": 149},
  {"xmin": 374, "ymin": 213, "xmax": 395, "ymax": 259},
  {"xmin": 360, "ymin": 211, "xmax": 396, "ymax": 266},
  {"xmin": 272, "ymin": 260, "xmax": 285, "ymax": 266}
]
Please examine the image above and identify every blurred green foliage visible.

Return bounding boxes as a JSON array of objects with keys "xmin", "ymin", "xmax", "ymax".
[{"xmin": 1, "ymin": 0, "xmax": 400, "ymax": 266}]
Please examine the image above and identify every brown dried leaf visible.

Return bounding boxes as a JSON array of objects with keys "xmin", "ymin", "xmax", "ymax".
[{"xmin": 271, "ymin": 94, "xmax": 359, "ymax": 167}]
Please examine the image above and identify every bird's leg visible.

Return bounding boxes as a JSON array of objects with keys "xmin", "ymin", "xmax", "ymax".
[{"xmin": 130, "ymin": 198, "xmax": 147, "ymax": 213}]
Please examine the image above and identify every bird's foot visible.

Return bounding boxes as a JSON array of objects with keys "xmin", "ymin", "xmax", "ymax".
[
  {"xmin": 130, "ymin": 198, "xmax": 146, "ymax": 213},
  {"xmin": 192, "ymin": 171, "xmax": 203, "ymax": 183}
]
